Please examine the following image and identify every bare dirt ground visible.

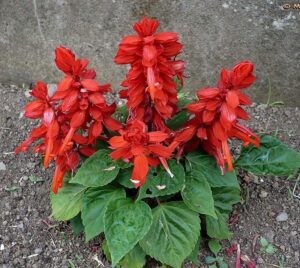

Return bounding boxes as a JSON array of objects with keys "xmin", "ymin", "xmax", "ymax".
[{"xmin": 0, "ymin": 84, "xmax": 299, "ymax": 268}]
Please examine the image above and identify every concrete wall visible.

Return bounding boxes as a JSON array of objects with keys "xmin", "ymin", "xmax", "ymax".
[{"xmin": 0, "ymin": 0, "xmax": 299, "ymax": 106}]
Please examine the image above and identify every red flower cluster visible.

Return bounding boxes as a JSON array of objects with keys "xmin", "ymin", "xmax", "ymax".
[
  {"xmin": 114, "ymin": 17, "xmax": 184, "ymax": 130},
  {"xmin": 108, "ymin": 120, "xmax": 172, "ymax": 187},
  {"xmin": 170, "ymin": 62, "xmax": 260, "ymax": 173},
  {"xmin": 16, "ymin": 47, "xmax": 121, "ymax": 193},
  {"xmin": 16, "ymin": 17, "xmax": 261, "ymax": 191}
]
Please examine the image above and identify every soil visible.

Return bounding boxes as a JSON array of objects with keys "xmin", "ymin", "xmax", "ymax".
[{"xmin": 0, "ymin": 83, "xmax": 299, "ymax": 268}]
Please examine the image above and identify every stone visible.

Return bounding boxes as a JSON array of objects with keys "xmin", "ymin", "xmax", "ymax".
[
  {"xmin": 259, "ymin": 190, "xmax": 268, "ymax": 198},
  {"xmin": 0, "ymin": 1, "xmax": 299, "ymax": 106},
  {"xmin": 276, "ymin": 211, "xmax": 288, "ymax": 222},
  {"xmin": 0, "ymin": 161, "xmax": 6, "ymax": 171}
]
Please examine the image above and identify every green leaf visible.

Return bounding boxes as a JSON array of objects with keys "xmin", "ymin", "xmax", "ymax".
[
  {"xmin": 186, "ymin": 236, "xmax": 200, "ymax": 265},
  {"xmin": 208, "ymin": 239, "xmax": 222, "ymax": 255},
  {"xmin": 236, "ymin": 135, "xmax": 300, "ymax": 176},
  {"xmin": 265, "ymin": 244, "xmax": 276, "ymax": 254},
  {"xmin": 50, "ymin": 177, "xmax": 86, "ymax": 221},
  {"xmin": 119, "ymin": 245, "xmax": 146, "ymax": 268},
  {"xmin": 186, "ymin": 151, "xmax": 240, "ymax": 189},
  {"xmin": 140, "ymin": 201, "xmax": 200, "ymax": 268},
  {"xmin": 166, "ymin": 110, "xmax": 189, "ymax": 130},
  {"xmin": 219, "ymin": 261, "xmax": 229, "ymax": 268},
  {"xmin": 70, "ymin": 213, "xmax": 84, "ymax": 235},
  {"xmin": 260, "ymin": 237, "xmax": 269, "ymax": 247},
  {"xmin": 206, "ymin": 210, "xmax": 231, "ymax": 239},
  {"xmin": 182, "ymin": 173, "xmax": 217, "ymax": 218},
  {"xmin": 71, "ymin": 149, "xmax": 120, "ymax": 187},
  {"xmin": 104, "ymin": 198, "xmax": 152, "ymax": 267},
  {"xmin": 137, "ymin": 160, "xmax": 185, "ymax": 200},
  {"xmin": 205, "ymin": 256, "xmax": 217, "ymax": 264},
  {"xmin": 116, "ymin": 168, "xmax": 135, "ymax": 189},
  {"xmin": 81, "ymin": 186, "xmax": 126, "ymax": 242},
  {"xmin": 212, "ymin": 187, "xmax": 240, "ymax": 213},
  {"xmin": 102, "ymin": 239, "xmax": 112, "ymax": 262}
]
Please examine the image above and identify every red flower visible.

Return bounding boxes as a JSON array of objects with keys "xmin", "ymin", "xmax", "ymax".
[
  {"xmin": 114, "ymin": 17, "xmax": 184, "ymax": 129},
  {"xmin": 108, "ymin": 120, "xmax": 172, "ymax": 187},
  {"xmin": 16, "ymin": 47, "xmax": 122, "ymax": 194},
  {"xmin": 171, "ymin": 62, "xmax": 259, "ymax": 173}
]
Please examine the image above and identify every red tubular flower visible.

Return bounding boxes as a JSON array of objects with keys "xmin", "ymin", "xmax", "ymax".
[
  {"xmin": 16, "ymin": 47, "xmax": 122, "ymax": 194},
  {"xmin": 171, "ymin": 62, "xmax": 259, "ymax": 173},
  {"xmin": 108, "ymin": 120, "xmax": 172, "ymax": 187},
  {"xmin": 114, "ymin": 17, "xmax": 184, "ymax": 129}
]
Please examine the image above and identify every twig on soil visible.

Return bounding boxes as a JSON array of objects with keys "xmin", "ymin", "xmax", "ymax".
[
  {"xmin": 291, "ymin": 174, "xmax": 300, "ymax": 199},
  {"xmin": 235, "ymin": 244, "xmax": 241, "ymax": 268},
  {"xmin": 26, "ymin": 253, "xmax": 39, "ymax": 258},
  {"xmin": 252, "ymin": 234, "xmax": 260, "ymax": 255},
  {"xmin": 3, "ymin": 152, "xmax": 15, "ymax": 155},
  {"xmin": 41, "ymin": 219, "xmax": 58, "ymax": 229}
]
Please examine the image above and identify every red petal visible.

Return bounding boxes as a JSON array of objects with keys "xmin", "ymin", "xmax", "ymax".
[
  {"xmin": 103, "ymin": 117, "xmax": 122, "ymax": 131},
  {"xmin": 108, "ymin": 136, "xmax": 129, "ymax": 148},
  {"xmin": 187, "ymin": 102, "xmax": 206, "ymax": 113},
  {"xmin": 31, "ymin": 81, "xmax": 48, "ymax": 100},
  {"xmin": 61, "ymin": 89, "xmax": 78, "ymax": 112},
  {"xmin": 218, "ymin": 68, "xmax": 231, "ymax": 89},
  {"xmin": 235, "ymin": 107, "xmax": 250, "ymax": 120},
  {"xmin": 109, "ymin": 147, "xmax": 132, "ymax": 160},
  {"xmin": 142, "ymin": 45, "xmax": 157, "ymax": 67},
  {"xmin": 147, "ymin": 145, "xmax": 172, "ymax": 158},
  {"xmin": 237, "ymin": 92, "xmax": 252, "ymax": 105},
  {"xmin": 81, "ymin": 79, "xmax": 99, "ymax": 91},
  {"xmin": 70, "ymin": 111, "xmax": 86, "ymax": 128},
  {"xmin": 221, "ymin": 103, "xmax": 236, "ymax": 123},
  {"xmin": 213, "ymin": 121, "xmax": 227, "ymax": 141},
  {"xmin": 197, "ymin": 127, "xmax": 207, "ymax": 139},
  {"xmin": 132, "ymin": 154, "xmax": 149, "ymax": 187},
  {"xmin": 133, "ymin": 17, "xmax": 159, "ymax": 37},
  {"xmin": 155, "ymin": 32, "xmax": 178, "ymax": 43},
  {"xmin": 43, "ymin": 108, "xmax": 55, "ymax": 126},
  {"xmin": 90, "ymin": 121, "xmax": 103, "ymax": 139},
  {"xmin": 88, "ymin": 93, "xmax": 105, "ymax": 105},
  {"xmin": 120, "ymin": 35, "xmax": 142, "ymax": 46},
  {"xmin": 24, "ymin": 100, "xmax": 45, "ymax": 118},
  {"xmin": 197, "ymin": 88, "xmax": 220, "ymax": 99},
  {"xmin": 226, "ymin": 90, "xmax": 240, "ymax": 108},
  {"xmin": 148, "ymin": 131, "xmax": 168, "ymax": 142},
  {"xmin": 55, "ymin": 46, "xmax": 75, "ymax": 74},
  {"xmin": 57, "ymin": 76, "xmax": 73, "ymax": 92},
  {"xmin": 202, "ymin": 110, "xmax": 216, "ymax": 123},
  {"xmin": 175, "ymin": 126, "xmax": 197, "ymax": 143}
]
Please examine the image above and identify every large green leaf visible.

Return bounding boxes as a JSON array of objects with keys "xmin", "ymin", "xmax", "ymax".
[
  {"xmin": 119, "ymin": 245, "xmax": 146, "ymax": 268},
  {"xmin": 137, "ymin": 160, "xmax": 185, "ymax": 200},
  {"xmin": 50, "ymin": 178, "xmax": 86, "ymax": 221},
  {"xmin": 104, "ymin": 198, "xmax": 152, "ymax": 267},
  {"xmin": 181, "ymin": 173, "xmax": 217, "ymax": 218},
  {"xmin": 116, "ymin": 168, "xmax": 135, "ymax": 189},
  {"xmin": 206, "ymin": 210, "xmax": 231, "ymax": 240},
  {"xmin": 186, "ymin": 236, "xmax": 201, "ymax": 265},
  {"xmin": 140, "ymin": 201, "xmax": 200, "ymax": 268},
  {"xmin": 212, "ymin": 187, "xmax": 240, "ymax": 213},
  {"xmin": 236, "ymin": 135, "xmax": 300, "ymax": 176},
  {"xmin": 70, "ymin": 213, "xmax": 84, "ymax": 235},
  {"xmin": 186, "ymin": 151, "xmax": 239, "ymax": 189},
  {"xmin": 70, "ymin": 149, "xmax": 120, "ymax": 187},
  {"xmin": 81, "ymin": 186, "xmax": 126, "ymax": 242}
]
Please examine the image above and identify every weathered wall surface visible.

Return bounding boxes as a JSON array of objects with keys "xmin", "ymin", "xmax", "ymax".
[{"xmin": 0, "ymin": 0, "xmax": 299, "ymax": 105}]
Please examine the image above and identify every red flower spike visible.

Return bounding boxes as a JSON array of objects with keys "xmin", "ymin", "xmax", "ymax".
[
  {"xmin": 114, "ymin": 17, "xmax": 184, "ymax": 129},
  {"xmin": 16, "ymin": 47, "xmax": 121, "ymax": 194},
  {"xmin": 171, "ymin": 61, "xmax": 259, "ymax": 173},
  {"xmin": 109, "ymin": 119, "xmax": 172, "ymax": 187}
]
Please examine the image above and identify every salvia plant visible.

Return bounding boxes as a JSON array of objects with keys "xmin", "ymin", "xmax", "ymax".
[{"xmin": 16, "ymin": 17, "xmax": 300, "ymax": 267}]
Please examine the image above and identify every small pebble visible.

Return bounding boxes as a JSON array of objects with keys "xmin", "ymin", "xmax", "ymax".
[
  {"xmin": 259, "ymin": 190, "xmax": 268, "ymax": 198},
  {"xmin": 276, "ymin": 211, "xmax": 288, "ymax": 222},
  {"xmin": 0, "ymin": 161, "xmax": 6, "ymax": 171}
]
